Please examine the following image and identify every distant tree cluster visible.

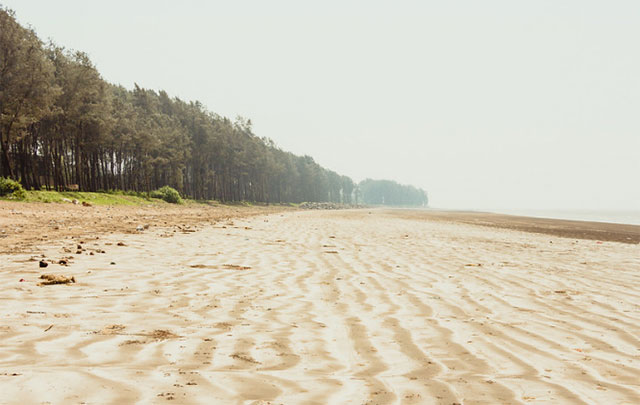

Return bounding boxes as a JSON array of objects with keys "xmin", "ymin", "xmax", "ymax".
[
  {"xmin": 359, "ymin": 179, "xmax": 428, "ymax": 207},
  {"xmin": 0, "ymin": 6, "xmax": 358, "ymax": 203}
]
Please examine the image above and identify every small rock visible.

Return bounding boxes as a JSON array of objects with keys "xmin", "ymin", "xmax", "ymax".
[
  {"xmin": 136, "ymin": 225, "xmax": 144, "ymax": 232},
  {"xmin": 82, "ymin": 201, "xmax": 92, "ymax": 207},
  {"xmin": 72, "ymin": 199, "xmax": 79, "ymax": 205},
  {"xmin": 39, "ymin": 260, "xmax": 48, "ymax": 268},
  {"xmin": 110, "ymin": 262, "xmax": 116, "ymax": 265}
]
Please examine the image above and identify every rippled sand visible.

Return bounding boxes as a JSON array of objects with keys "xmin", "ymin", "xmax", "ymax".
[{"xmin": 1, "ymin": 210, "xmax": 639, "ymax": 404}]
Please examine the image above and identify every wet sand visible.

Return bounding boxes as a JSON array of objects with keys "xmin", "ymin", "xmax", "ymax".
[
  {"xmin": 391, "ymin": 210, "xmax": 640, "ymax": 244},
  {"xmin": 1, "ymin": 208, "xmax": 639, "ymax": 404}
]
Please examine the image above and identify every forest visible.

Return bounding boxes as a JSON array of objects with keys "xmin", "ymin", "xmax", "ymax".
[
  {"xmin": 0, "ymin": 6, "xmax": 427, "ymax": 205},
  {"xmin": 359, "ymin": 179, "xmax": 428, "ymax": 207}
]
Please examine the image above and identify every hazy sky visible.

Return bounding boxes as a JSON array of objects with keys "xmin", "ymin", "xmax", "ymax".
[{"xmin": 4, "ymin": 0, "xmax": 639, "ymax": 209}]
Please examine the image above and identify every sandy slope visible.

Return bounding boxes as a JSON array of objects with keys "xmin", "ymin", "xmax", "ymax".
[{"xmin": 1, "ymin": 209, "xmax": 639, "ymax": 404}]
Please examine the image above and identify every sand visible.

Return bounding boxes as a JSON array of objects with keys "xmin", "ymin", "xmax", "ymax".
[
  {"xmin": 0, "ymin": 207, "xmax": 639, "ymax": 404},
  {"xmin": 0, "ymin": 201, "xmax": 290, "ymax": 254}
]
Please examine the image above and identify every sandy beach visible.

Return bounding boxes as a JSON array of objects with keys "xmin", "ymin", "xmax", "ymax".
[{"xmin": 1, "ymin": 207, "xmax": 639, "ymax": 404}]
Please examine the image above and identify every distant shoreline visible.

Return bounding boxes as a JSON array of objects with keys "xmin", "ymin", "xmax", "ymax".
[
  {"xmin": 411, "ymin": 207, "xmax": 640, "ymax": 226},
  {"xmin": 486, "ymin": 208, "xmax": 640, "ymax": 226},
  {"xmin": 384, "ymin": 209, "xmax": 640, "ymax": 244}
]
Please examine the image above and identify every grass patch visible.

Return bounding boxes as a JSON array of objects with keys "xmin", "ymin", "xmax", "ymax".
[
  {"xmin": 9, "ymin": 190, "xmax": 163, "ymax": 206},
  {"xmin": 1, "ymin": 189, "xmax": 291, "ymax": 207}
]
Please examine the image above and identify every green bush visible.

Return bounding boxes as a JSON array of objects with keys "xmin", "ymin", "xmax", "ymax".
[
  {"xmin": 150, "ymin": 185, "xmax": 182, "ymax": 204},
  {"xmin": 0, "ymin": 177, "xmax": 26, "ymax": 200}
]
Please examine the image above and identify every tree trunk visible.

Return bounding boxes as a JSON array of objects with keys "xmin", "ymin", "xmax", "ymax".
[{"xmin": 1, "ymin": 139, "xmax": 15, "ymax": 179}]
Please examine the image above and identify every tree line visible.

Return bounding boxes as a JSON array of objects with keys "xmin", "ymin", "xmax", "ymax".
[
  {"xmin": 359, "ymin": 179, "xmax": 428, "ymax": 207},
  {"xmin": 1, "ymin": 6, "xmax": 427, "ymax": 206}
]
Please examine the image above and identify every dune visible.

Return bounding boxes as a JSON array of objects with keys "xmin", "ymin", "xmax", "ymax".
[{"xmin": 0, "ymin": 208, "xmax": 639, "ymax": 404}]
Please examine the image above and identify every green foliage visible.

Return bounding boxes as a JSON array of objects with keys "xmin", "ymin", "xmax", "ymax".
[
  {"xmin": 0, "ymin": 7, "xmax": 58, "ymax": 178},
  {"xmin": 151, "ymin": 186, "xmax": 183, "ymax": 204},
  {"xmin": 0, "ymin": 177, "xmax": 26, "ymax": 199}
]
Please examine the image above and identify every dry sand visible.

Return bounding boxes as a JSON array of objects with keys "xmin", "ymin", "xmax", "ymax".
[
  {"xmin": 0, "ymin": 201, "xmax": 289, "ymax": 254},
  {"xmin": 0, "ymin": 207, "xmax": 639, "ymax": 404}
]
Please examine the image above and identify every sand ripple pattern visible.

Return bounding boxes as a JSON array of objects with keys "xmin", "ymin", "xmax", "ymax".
[{"xmin": 1, "ymin": 210, "xmax": 639, "ymax": 404}]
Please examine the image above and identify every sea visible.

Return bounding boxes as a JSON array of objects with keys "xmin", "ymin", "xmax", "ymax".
[{"xmin": 488, "ymin": 209, "xmax": 640, "ymax": 226}]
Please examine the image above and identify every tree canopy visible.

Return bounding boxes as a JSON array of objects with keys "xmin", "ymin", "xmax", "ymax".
[{"xmin": 0, "ymin": 6, "xmax": 427, "ymax": 206}]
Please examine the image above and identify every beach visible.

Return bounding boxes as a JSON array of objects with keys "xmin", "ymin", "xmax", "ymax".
[{"xmin": 1, "ymin": 205, "xmax": 639, "ymax": 404}]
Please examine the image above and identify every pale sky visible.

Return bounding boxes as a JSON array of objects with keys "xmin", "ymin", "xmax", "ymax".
[{"xmin": 4, "ymin": 0, "xmax": 639, "ymax": 209}]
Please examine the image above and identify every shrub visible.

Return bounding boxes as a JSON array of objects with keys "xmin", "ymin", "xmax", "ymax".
[
  {"xmin": 0, "ymin": 177, "xmax": 26, "ymax": 200},
  {"xmin": 150, "ymin": 186, "xmax": 182, "ymax": 204}
]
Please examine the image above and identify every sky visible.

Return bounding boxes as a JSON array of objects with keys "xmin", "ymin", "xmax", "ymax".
[{"xmin": 3, "ymin": 0, "xmax": 639, "ymax": 210}]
